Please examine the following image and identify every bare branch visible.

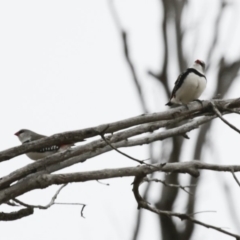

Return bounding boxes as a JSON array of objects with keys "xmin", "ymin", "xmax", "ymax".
[
  {"xmin": 13, "ymin": 184, "xmax": 68, "ymax": 210},
  {"xmin": 2, "ymin": 160, "xmax": 240, "ymax": 204}
]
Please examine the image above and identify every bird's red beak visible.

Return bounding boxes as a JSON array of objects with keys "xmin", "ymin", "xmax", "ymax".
[{"xmin": 14, "ymin": 132, "xmax": 19, "ymax": 136}]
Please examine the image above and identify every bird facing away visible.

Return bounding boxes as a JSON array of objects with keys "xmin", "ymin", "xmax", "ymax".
[
  {"xmin": 166, "ymin": 59, "xmax": 207, "ymax": 106},
  {"xmin": 15, "ymin": 129, "xmax": 73, "ymax": 161}
]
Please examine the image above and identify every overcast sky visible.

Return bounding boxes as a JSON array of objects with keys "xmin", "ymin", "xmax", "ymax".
[{"xmin": 1, "ymin": 1, "xmax": 240, "ymax": 240}]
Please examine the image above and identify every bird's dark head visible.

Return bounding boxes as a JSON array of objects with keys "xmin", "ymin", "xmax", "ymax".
[{"xmin": 195, "ymin": 59, "xmax": 205, "ymax": 70}]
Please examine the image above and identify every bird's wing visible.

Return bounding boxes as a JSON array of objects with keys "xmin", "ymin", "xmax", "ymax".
[
  {"xmin": 170, "ymin": 70, "xmax": 188, "ymax": 98},
  {"xmin": 31, "ymin": 134, "xmax": 47, "ymax": 141}
]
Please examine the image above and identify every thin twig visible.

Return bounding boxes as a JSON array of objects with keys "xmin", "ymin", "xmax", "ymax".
[
  {"xmin": 100, "ymin": 133, "xmax": 159, "ymax": 170},
  {"xmin": 144, "ymin": 177, "xmax": 195, "ymax": 195},
  {"xmin": 54, "ymin": 202, "xmax": 86, "ymax": 206},
  {"xmin": 96, "ymin": 180, "xmax": 110, "ymax": 186},
  {"xmin": 13, "ymin": 184, "xmax": 87, "ymax": 218},
  {"xmin": 231, "ymin": 170, "xmax": 240, "ymax": 187},
  {"xmin": 54, "ymin": 202, "xmax": 86, "ymax": 218},
  {"xmin": 13, "ymin": 184, "xmax": 68, "ymax": 209},
  {"xmin": 188, "ymin": 210, "xmax": 217, "ymax": 216},
  {"xmin": 211, "ymin": 102, "xmax": 240, "ymax": 134}
]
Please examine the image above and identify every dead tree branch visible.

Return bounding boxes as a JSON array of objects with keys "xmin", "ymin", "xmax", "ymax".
[
  {"xmin": 0, "ymin": 97, "xmax": 240, "ymax": 237},
  {"xmin": 2, "ymin": 160, "xmax": 240, "ymax": 204}
]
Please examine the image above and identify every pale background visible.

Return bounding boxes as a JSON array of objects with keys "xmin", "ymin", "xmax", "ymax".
[{"xmin": 0, "ymin": 0, "xmax": 240, "ymax": 239}]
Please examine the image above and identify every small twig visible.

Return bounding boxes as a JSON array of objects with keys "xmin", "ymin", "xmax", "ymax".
[
  {"xmin": 211, "ymin": 102, "xmax": 240, "ymax": 134},
  {"xmin": 188, "ymin": 210, "xmax": 217, "ymax": 216},
  {"xmin": 54, "ymin": 202, "xmax": 86, "ymax": 218},
  {"xmin": 100, "ymin": 133, "xmax": 159, "ymax": 170},
  {"xmin": 96, "ymin": 180, "xmax": 110, "ymax": 186},
  {"xmin": 13, "ymin": 184, "xmax": 86, "ymax": 218},
  {"xmin": 231, "ymin": 170, "xmax": 240, "ymax": 187},
  {"xmin": 144, "ymin": 177, "xmax": 195, "ymax": 195},
  {"xmin": 54, "ymin": 202, "xmax": 86, "ymax": 206},
  {"xmin": 13, "ymin": 184, "xmax": 68, "ymax": 209},
  {"xmin": 81, "ymin": 205, "xmax": 86, "ymax": 218}
]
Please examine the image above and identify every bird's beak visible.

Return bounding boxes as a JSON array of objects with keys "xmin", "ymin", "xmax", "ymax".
[{"xmin": 14, "ymin": 132, "xmax": 19, "ymax": 136}]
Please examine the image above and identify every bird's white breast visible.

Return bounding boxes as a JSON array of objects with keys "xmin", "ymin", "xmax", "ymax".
[{"xmin": 172, "ymin": 73, "xmax": 206, "ymax": 104}]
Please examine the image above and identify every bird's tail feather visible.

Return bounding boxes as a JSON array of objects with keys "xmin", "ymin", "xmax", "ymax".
[{"xmin": 165, "ymin": 101, "xmax": 173, "ymax": 106}]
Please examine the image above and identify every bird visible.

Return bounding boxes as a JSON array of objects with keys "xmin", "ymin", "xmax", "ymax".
[
  {"xmin": 14, "ymin": 129, "xmax": 73, "ymax": 161},
  {"xmin": 166, "ymin": 59, "xmax": 207, "ymax": 106}
]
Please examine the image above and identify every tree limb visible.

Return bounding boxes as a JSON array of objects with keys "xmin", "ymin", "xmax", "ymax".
[
  {"xmin": 2, "ymin": 161, "xmax": 240, "ymax": 204},
  {"xmin": 0, "ymin": 208, "xmax": 34, "ymax": 221}
]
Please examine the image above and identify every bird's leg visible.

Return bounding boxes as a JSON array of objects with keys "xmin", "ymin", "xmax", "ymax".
[
  {"xmin": 182, "ymin": 102, "xmax": 189, "ymax": 110},
  {"xmin": 192, "ymin": 99, "xmax": 204, "ymax": 107}
]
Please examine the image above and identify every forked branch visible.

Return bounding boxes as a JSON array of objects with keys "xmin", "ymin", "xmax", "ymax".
[{"xmin": 132, "ymin": 175, "xmax": 240, "ymax": 239}]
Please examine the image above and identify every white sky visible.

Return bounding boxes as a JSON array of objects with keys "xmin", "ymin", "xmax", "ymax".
[{"xmin": 0, "ymin": 0, "xmax": 240, "ymax": 240}]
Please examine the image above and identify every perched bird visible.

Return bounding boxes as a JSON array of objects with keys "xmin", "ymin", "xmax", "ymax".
[
  {"xmin": 166, "ymin": 59, "xmax": 206, "ymax": 106},
  {"xmin": 15, "ymin": 129, "xmax": 73, "ymax": 161}
]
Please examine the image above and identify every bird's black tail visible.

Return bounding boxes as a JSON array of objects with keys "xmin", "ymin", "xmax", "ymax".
[{"xmin": 165, "ymin": 101, "xmax": 173, "ymax": 106}]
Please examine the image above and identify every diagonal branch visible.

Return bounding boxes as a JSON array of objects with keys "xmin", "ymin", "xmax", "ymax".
[
  {"xmin": 231, "ymin": 170, "xmax": 240, "ymax": 188},
  {"xmin": 100, "ymin": 133, "xmax": 160, "ymax": 169},
  {"xmin": 211, "ymin": 102, "xmax": 240, "ymax": 134}
]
